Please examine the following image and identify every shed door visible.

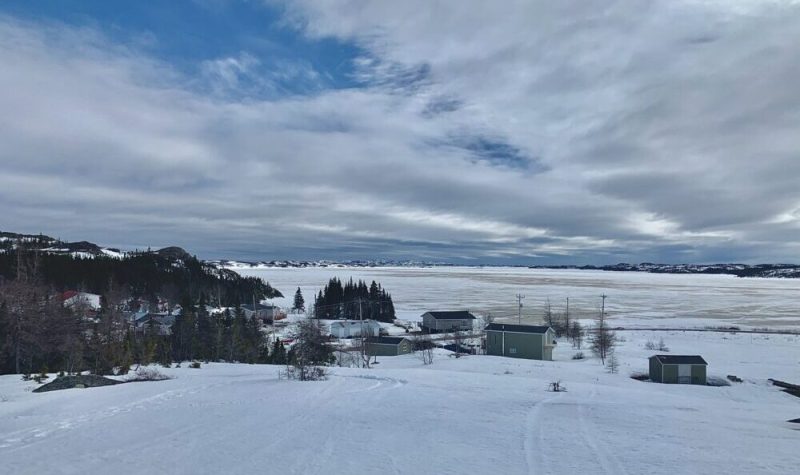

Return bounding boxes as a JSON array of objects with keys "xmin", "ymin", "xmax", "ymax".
[{"xmin": 678, "ymin": 364, "xmax": 691, "ymax": 384}]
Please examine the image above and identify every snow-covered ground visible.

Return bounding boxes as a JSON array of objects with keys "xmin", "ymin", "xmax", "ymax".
[
  {"xmin": 236, "ymin": 266, "xmax": 800, "ymax": 329},
  {"xmin": 1, "ymin": 329, "xmax": 798, "ymax": 475}
]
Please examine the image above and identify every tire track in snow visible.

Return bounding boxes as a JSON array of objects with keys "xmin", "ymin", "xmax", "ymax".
[
  {"xmin": 576, "ymin": 385, "xmax": 629, "ymax": 475},
  {"xmin": 523, "ymin": 394, "xmax": 557, "ymax": 474}
]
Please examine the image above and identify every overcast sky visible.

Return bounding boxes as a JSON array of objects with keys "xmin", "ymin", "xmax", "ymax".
[{"xmin": 1, "ymin": 1, "xmax": 799, "ymax": 264}]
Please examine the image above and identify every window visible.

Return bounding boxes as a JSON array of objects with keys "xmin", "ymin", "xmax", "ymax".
[{"xmin": 509, "ymin": 348, "xmax": 517, "ymax": 354}]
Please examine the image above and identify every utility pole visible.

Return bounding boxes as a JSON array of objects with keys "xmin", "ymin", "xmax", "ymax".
[
  {"xmin": 516, "ymin": 294, "xmax": 525, "ymax": 324},
  {"xmin": 600, "ymin": 294, "xmax": 607, "ymax": 321},
  {"xmin": 358, "ymin": 297, "xmax": 369, "ymax": 369}
]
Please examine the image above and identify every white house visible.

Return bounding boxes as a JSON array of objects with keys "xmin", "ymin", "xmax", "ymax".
[
  {"xmin": 329, "ymin": 320, "xmax": 382, "ymax": 339},
  {"xmin": 62, "ymin": 291, "xmax": 102, "ymax": 310}
]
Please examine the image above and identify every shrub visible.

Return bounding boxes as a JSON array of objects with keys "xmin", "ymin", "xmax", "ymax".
[
  {"xmin": 189, "ymin": 361, "xmax": 201, "ymax": 369},
  {"xmin": 127, "ymin": 367, "xmax": 173, "ymax": 382},
  {"xmin": 572, "ymin": 351, "xmax": 585, "ymax": 360},
  {"xmin": 630, "ymin": 372, "xmax": 649, "ymax": 381},
  {"xmin": 644, "ymin": 338, "xmax": 669, "ymax": 351}
]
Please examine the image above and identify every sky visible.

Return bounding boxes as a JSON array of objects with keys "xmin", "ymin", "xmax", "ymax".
[{"xmin": 1, "ymin": 1, "xmax": 799, "ymax": 264}]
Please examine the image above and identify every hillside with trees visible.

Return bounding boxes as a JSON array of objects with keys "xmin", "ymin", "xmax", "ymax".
[{"xmin": 0, "ymin": 240, "xmax": 283, "ymax": 376}]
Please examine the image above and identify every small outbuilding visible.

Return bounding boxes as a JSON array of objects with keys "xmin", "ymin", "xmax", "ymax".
[
  {"xmin": 649, "ymin": 355, "xmax": 707, "ymax": 385},
  {"xmin": 329, "ymin": 320, "xmax": 382, "ymax": 339},
  {"xmin": 421, "ymin": 311, "xmax": 476, "ymax": 333},
  {"xmin": 485, "ymin": 323, "xmax": 556, "ymax": 361},
  {"xmin": 366, "ymin": 336, "xmax": 413, "ymax": 357}
]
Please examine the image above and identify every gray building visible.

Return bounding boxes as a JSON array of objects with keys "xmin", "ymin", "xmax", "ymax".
[
  {"xmin": 241, "ymin": 303, "xmax": 278, "ymax": 323},
  {"xmin": 485, "ymin": 324, "xmax": 556, "ymax": 361},
  {"xmin": 421, "ymin": 311, "xmax": 476, "ymax": 332},
  {"xmin": 329, "ymin": 320, "xmax": 382, "ymax": 338},
  {"xmin": 649, "ymin": 355, "xmax": 707, "ymax": 385},
  {"xmin": 366, "ymin": 337, "xmax": 413, "ymax": 357}
]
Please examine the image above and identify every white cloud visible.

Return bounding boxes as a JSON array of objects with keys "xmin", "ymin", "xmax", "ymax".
[{"xmin": 3, "ymin": 2, "xmax": 800, "ymax": 263}]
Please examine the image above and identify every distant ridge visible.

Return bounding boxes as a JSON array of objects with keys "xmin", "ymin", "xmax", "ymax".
[
  {"xmin": 3, "ymin": 230, "xmax": 799, "ymax": 278},
  {"xmin": 216, "ymin": 258, "xmax": 800, "ymax": 278}
]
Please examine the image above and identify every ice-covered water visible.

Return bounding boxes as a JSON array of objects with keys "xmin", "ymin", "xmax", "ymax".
[{"xmin": 234, "ymin": 267, "xmax": 800, "ymax": 328}]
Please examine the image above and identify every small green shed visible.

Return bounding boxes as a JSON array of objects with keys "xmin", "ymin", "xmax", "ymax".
[
  {"xmin": 649, "ymin": 355, "xmax": 707, "ymax": 385},
  {"xmin": 366, "ymin": 336, "xmax": 413, "ymax": 357},
  {"xmin": 485, "ymin": 324, "xmax": 556, "ymax": 361}
]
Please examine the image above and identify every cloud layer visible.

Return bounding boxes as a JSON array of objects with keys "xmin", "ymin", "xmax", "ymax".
[{"xmin": 1, "ymin": 1, "xmax": 800, "ymax": 263}]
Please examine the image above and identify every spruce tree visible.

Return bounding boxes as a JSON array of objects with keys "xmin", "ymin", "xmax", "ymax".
[{"xmin": 292, "ymin": 287, "xmax": 305, "ymax": 313}]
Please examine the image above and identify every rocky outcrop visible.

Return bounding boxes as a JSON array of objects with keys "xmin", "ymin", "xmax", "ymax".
[{"xmin": 33, "ymin": 375, "xmax": 124, "ymax": 393}]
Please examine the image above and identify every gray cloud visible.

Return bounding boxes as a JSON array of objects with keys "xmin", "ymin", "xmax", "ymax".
[{"xmin": 2, "ymin": 2, "xmax": 800, "ymax": 263}]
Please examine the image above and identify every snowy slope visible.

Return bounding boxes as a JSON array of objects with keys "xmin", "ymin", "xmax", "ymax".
[{"xmin": 1, "ymin": 330, "xmax": 798, "ymax": 475}]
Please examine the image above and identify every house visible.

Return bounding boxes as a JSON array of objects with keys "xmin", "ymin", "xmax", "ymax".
[
  {"xmin": 241, "ymin": 303, "xmax": 278, "ymax": 323},
  {"xmin": 485, "ymin": 324, "xmax": 556, "ymax": 361},
  {"xmin": 649, "ymin": 355, "xmax": 707, "ymax": 385},
  {"xmin": 62, "ymin": 291, "xmax": 102, "ymax": 310},
  {"xmin": 132, "ymin": 312, "xmax": 175, "ymax": 336},
  {"xmin": 366, "ymin": 336, "xmax": 413, "ymax": 357},
  {"xmin": 329, "ymin": 320, "xmax": 382, "ymax": 339},
  {"xmin": 421, "ymin": 311, "xmax": 476, "ymax": 333}
]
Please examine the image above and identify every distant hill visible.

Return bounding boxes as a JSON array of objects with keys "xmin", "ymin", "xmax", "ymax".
[
  {"xmin": 529, "ymin": 262, "xmax": 800, "ymax": 278},
  {"xmin": 213, "ymin": 258, "xmax": 800, "ymax": 278},
  {"xmin": 0, "ymin": 231, "xmax": 282, "ymax": 304}
]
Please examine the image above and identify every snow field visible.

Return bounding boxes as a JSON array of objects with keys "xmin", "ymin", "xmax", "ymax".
[{"xmin": 1, "ymin": 329, "xmax": 798, "ymax": 475}]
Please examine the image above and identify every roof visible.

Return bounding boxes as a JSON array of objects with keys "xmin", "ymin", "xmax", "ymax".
[
  {"xmin": 330, "ymin": 320, "xmax": 380, "ymax": 327},
  {"xmin": 241, "ymin": 303, "xmax": 276, "ymax": 311},
  {"xmin": 485, "ymin": 323, "xmax": 551, "ymax": 334},
  {"xmin": 368, "ymin": 336, "xmax": 408, "ymax": 345},
  {"xmin": 425, "ymin": 311, "xmax": 476, "ymax": 320},
  {"xmin": 650, "ymin": 355, "xmax": 707, "ymax": 365},
  {"xmin": 62, "ymin": 290, "xmax": 80, "ymax": 300}
]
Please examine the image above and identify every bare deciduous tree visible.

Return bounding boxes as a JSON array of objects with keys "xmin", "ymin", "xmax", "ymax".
[
  {"xmin": 590, "ymin": 308, "xmax": 616, "ymax": 365},
  {"xmin": 570, "ymin": 320, "xmax": 584, "ymax": 349},
  {"xmin": 608, "ymin": 351, "xmax": 620, "ymax": 374},
  {"xmin": 414, "ymin": 334, "xmax": 434, "ymax": 365}
]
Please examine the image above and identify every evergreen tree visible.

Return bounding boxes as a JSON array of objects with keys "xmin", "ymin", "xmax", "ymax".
[{"xmin": 292, "ymin": 287, "xmax": 305, "ymax": 313}]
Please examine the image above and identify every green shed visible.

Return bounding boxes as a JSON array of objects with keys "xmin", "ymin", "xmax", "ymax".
[
  {"xmin": 366, "ymin": 336, "xmax": 413, "ymax": 357},
  {"xmin": 649, "ymin": 355, "xmax": 707, "ymax": 385},
  {"xmin": 485, "ymin": 324, "xmax": 556, "ymax": 361}
]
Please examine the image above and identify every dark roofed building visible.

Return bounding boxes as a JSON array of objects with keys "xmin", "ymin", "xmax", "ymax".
[
  {"xmin": 485, "ymin": 324, "xmax": 556, "ymax": 360},
  {"xmin": 649, "ymin": 355, "xmax": 707, "ymax": 385},
  {"xmin": 366, "ymin": 336, "xmax": 413, "ymax": 357},
  {"xmin": 421, "ymin": 311, "xmax": 476, "ymax": 333}
]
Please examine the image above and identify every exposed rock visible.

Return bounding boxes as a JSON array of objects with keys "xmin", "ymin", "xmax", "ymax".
[{"xmin": 33, "ymin": 375, "xmax": 124, "ymax": 393}]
